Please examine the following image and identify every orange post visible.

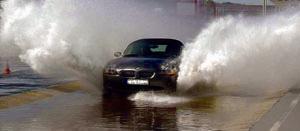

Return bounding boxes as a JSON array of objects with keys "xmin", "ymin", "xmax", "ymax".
[{"xmin": 3, "ymin": 62, "xmax": 11, "ymax": 75}]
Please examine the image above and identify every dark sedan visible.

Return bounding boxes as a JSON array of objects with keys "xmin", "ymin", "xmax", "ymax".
[{"xmin": 103, "ymin": 38, "xmax": 183, "ymax": 95}]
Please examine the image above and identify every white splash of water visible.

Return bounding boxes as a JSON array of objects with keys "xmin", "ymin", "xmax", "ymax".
[
  {"xmin": 129, "ymin": 91, "xmax": 191, "ymax": 104},
  {"xmin": 178, "ymin": 9, "xmax": 300, "ymax": 92},
  {"xmin": 0, "ymin": 0, "xmax": 199, "ymax": 87}
]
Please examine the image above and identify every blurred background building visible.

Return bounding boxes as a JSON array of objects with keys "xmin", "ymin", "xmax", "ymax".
[
  {"xmin": 144, "ymin": 0, "xmax": 278, "ymax": 19},
  {"xmin": 176, "ymin": 0, "xmax": 276, "ymax": 17},
  {"xmin": 271, "ymin": 0, "xmax": 300, "ymax": 10}
]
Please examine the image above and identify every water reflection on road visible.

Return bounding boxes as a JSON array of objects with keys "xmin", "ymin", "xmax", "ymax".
[{"xmin": 0, "ymin": 89, "xmax": 279, "ymax": 131}]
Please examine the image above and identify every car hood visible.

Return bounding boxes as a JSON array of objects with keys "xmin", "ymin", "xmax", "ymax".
[{"xmin": 106, "ymin": 57, "xmax": 168, "ymax": 70}]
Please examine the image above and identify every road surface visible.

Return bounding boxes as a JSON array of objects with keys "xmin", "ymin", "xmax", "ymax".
[
  {"xmin": 251, "ymin": 87, "xmax": 300, "ymax": 131},
  {"xmin": 0, "ymin": 82, "xmax": 283, "ymax": 131}
]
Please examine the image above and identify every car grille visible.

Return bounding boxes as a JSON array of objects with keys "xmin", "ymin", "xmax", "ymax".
[
  {"xmin": 119, "ymin": 70, "xmax": 155, "ymax": 78},
  {"xmin": 138, "ymin": 71, "xmax": 155, "ymax": 78},
  {"xmin": 120, "ymin": 70, "xmax": 135, "ymax": 77}
]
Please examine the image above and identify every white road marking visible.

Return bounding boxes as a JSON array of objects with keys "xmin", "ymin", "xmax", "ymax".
[{"xmin": 269, "ymin": 94, "xmax": 300, "ymax": 131}]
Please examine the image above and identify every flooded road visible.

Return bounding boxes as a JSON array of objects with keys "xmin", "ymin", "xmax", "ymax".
[
  {"xmin": 0, "ymin": 84, "xmax": 281, "ymax": 131},
  {"xmin": 0, "ymin": 58, "xmax": 68, "ymax": 96},
  {"xmin": 0, "ymin": 58, "xmax": 283, "ymax": 130}
]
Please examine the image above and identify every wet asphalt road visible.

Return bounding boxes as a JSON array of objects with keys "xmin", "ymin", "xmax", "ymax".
[
  {"xmin": 0, "ymin": 58, "xmax": 67, "ymax": 96},
  {"xmin": 0, "ymin": 58, "xmax": 285, "ymax": 131},
  {"xmin": 0, "ymin": 85, "xmax": 281, "ymax": 131},
  {"xmin": 251, "ymin": 87, "xmax": 300, "ymax": 131}
]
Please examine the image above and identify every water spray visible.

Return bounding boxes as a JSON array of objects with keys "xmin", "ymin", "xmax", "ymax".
[
  {"xmin": 178, "ymin": 9, "xmax": 300, "ymax": 94},
  {"xmin": 0, "ymin": 0, "xmax": 199, "ymax": 89}
]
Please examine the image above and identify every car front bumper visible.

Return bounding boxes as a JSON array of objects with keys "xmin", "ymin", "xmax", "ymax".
[{"xmin": 103, "ymin": 74, "xmax": 177, "ymax": 92}]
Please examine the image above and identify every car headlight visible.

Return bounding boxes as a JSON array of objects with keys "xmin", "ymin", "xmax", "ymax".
[
  {"xmin": 160, "ymin": 65, "xmax": 178, "ymax": 76},
  {"xmin": 104, "ymin": 65, "xmax": 118, "ymax": 75}
]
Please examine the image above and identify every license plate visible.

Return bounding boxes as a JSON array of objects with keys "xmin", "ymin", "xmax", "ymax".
[{"xmin": 127, "ymin": 79, "xmax": 149, "ymax": 85}]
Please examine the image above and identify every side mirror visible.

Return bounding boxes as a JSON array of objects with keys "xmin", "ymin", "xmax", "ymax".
[{"xmin": 114, "ymin": 52, "xmax": 122, "ymax": 57}]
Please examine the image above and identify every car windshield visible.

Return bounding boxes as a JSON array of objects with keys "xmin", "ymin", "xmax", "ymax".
[{"xmin": 123, "ymin": 39, "xmax": 183, "ymax": 58}]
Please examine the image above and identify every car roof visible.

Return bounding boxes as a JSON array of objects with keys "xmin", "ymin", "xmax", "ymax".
[{"xmin": 131, "ymin": 38, "xmax": 184, "ymax": 46}]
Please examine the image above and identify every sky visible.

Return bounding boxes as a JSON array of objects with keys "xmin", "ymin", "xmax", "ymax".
[{"xmin": 213, "ymin": 0, "xmax": 275, "ymax": 5}]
